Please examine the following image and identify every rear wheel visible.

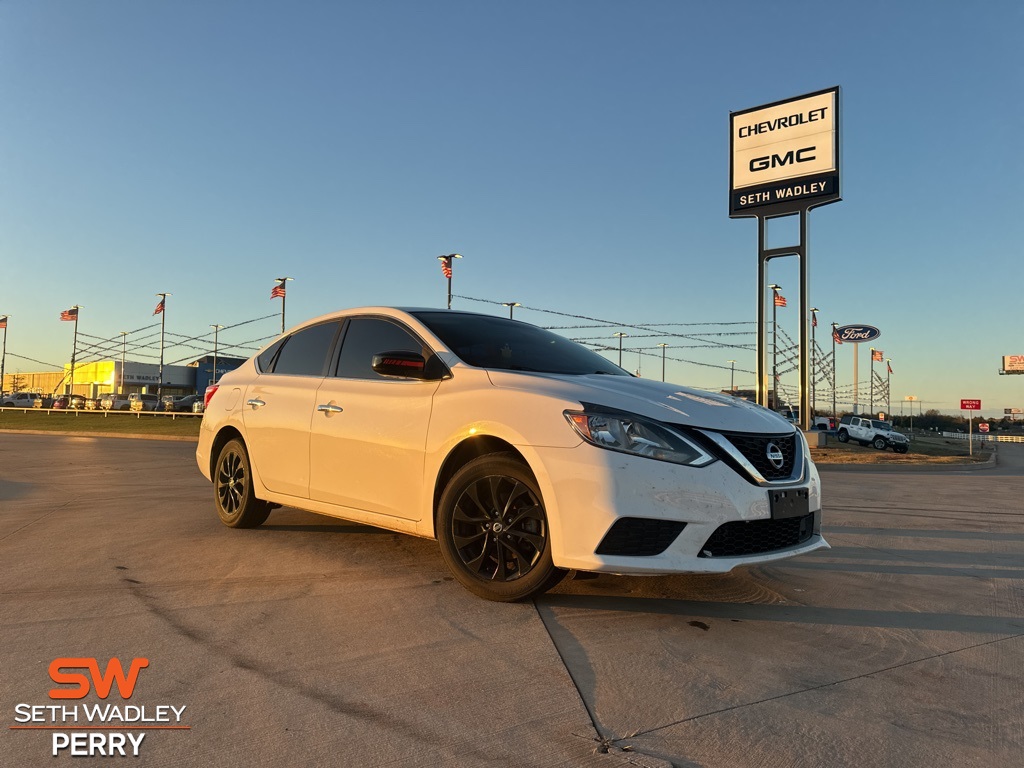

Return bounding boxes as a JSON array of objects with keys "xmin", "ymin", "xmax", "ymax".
[
  {"xmin": 872, "ymin": 436, "xmax": 888, "ymax": 450},
  {"xmin": 837, "ymin": 429, "xmax": 849, "ymax": 443},
  {"xmin": 214, "ymin": 438, "xmax": 271, "ymax": 528},
  {"xmin": 437, "ymin": 454, "xmax": 565, "ymax": 602}
]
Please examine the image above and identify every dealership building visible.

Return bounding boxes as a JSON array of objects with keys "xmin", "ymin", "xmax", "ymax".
[{"xmin": 1, "ymin": 355, "xmax": 247, "ymax": 399}]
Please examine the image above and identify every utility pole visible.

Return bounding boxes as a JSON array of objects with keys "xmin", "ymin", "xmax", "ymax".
[{"xmin": 659, "ymin": 343, "xmax": 668, "ymax": 382}]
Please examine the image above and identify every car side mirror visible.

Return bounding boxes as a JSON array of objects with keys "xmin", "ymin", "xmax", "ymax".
[{"xmin": 372, "ymin": 351, "xmax": 431, "ymax": 379}]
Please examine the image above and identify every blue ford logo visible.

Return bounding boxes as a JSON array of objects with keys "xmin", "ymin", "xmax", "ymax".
[
  {"xmin": 766, "ymin": 443, "xmax": 784, "ymax": 470},
  {"xmin": 835, "ymin": 324, "xmax": 881, "ymax": 343}
]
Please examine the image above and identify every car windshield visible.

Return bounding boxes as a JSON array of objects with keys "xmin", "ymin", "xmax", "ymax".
[{"xmin": 412, "ymin": 311, "xmax": 628, "ymax": 376}]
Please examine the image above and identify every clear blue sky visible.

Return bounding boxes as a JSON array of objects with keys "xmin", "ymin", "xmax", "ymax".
[{"xmin": 2, "ymin": 0, "xmax": 1021, "ymax": 416}]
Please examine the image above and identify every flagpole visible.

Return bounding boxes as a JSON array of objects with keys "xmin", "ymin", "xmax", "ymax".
[
  {"xmin": 70, "ymin": 307, "xmax": 81, "ymax": 396},
  {"xmin": 274, "ymin": 277, "xmax": 293, "ymax": 333},
  {"xmin": 437, "ymin": 254, "xmax": 462, "ymax": 309},
  {"xmin": 156, "ymin": 293, "xmax": 170, "ymax": 400}
]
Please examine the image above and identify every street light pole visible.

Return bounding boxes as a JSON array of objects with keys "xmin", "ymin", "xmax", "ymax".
[
  {"xmin": 0, "ymin": 315, "xmax": 8, "ymax": 395},
  {"xmin": 727, "ymin": 359, "xmax": 736, "ymax": 393},
  {"xmin": 119, "ymin": 332, "xmax": 128, "ymax": 394},
  {"xmin": 768, "ymin": 284, "xmax": 781, "ymax": 411},
  {"xmin": 885, "ymin": 357, "xmax": 892, "ymax": 419},
  {"xmin": 831, "ymin": 322, "xmax": 838, "ymax": 424},
  {"xmin": 211, "ymin": 324, "xmax": 224, "ymax": 386},
  {"xmin": 809, "ymin": 307, "xmax": 819, "ymax": 416},
  {"xmin": 501, "ymin": 302, "xmax": 521, "ymax": 319},
  {"xmin": 613, "ymin": 332, "xmax": 628, "ymax": 368},
  {"xmin": 658, "ymin": 343, "xmax": 668, "ymax": 382}
]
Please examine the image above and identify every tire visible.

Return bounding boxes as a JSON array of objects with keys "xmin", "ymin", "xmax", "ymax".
[
  {"xmin": 213, "ymin": 438, "xmax": 271, "ymax": 528},
  {"xmin": 872, "ymin": 437, "xmax": 887, "ymax": 450},
  {"xmin": 437, "ymin": 453, "xmax": 565, "ymax": 602},
  {"xmin": 837, "ymin": 429, "xmax": 849, "ymax": 443}
]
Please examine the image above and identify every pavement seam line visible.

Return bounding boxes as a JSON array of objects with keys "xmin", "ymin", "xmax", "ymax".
[
  {"xmin": 627, "ymin": 631, "xmax": 1024, "ymax": 739},
  {"xmin": 0, "ymin": 500, "xmax": 73, "ymax": 543},
  {"xmin": 532, "ymin": 600, "xmax": 615, "ymax": 750},
  {"xmin": 826, "ymin": 536, "xmax": 1007, "ymax": 585}
]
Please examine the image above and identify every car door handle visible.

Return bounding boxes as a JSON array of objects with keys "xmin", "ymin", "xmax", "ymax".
[
  {"xmin": 247, "ymin": 398, "xmax": 266, "ymax": 409},
  {"xmin": 316, "ymin": 404, "xmax": 344, "ymax": 413}
]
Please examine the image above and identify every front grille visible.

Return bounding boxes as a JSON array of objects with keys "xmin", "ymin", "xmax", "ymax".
[
  {"xmin": 595, "ymin": 518, "xmax": 687, "ymax": 557},
  {"xmin": 721, "ymin": 432, "xmax": 797, "ymax": 481},
  {"xmin": 697, "ymin": 513, "xmax": 814, "ymax": 558}
]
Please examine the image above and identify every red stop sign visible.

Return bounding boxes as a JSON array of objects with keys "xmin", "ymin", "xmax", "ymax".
[{"xmin": 978, "ymin": 423, "xmax": 990, "ymax": 433}]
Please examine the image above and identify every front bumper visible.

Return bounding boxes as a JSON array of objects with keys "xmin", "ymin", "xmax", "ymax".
[{"xmin": 533, "ymin": 443, "xmax": 828, "ymax": 574}]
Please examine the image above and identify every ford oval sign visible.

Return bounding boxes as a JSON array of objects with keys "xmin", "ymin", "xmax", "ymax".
[{"xmin": 834, "ymin": 324, "xmax": 881, "ymax": 344}]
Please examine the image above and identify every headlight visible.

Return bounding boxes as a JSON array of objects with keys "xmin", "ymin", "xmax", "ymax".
[{"xmin": 564, "ymin": 409, "xmax": 716, "ymax": 467}]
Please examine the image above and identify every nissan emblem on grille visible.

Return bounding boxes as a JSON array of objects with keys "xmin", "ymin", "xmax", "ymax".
[{"xmin": 766, "ymin": 442, "xmax": 785, "ymax": 470}]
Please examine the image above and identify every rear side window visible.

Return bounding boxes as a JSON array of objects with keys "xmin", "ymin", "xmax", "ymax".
[
  {"xmin": 256, "ymin": 337, "xmax": 287, "ymax": 373},
  {"xmin": 335, "ymin": 318, "xmax": 425, "ymax": 380},
  {"xmin": 271, "ymin": 322, "xmax": 341, "ymax": 377}
]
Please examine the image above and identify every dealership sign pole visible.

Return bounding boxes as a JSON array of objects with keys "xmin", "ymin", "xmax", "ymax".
[
  {"xmin": 834, "ymin": 325, "xmax": 881, "ymax": 414},
  {"xmin": 730, "ymin": 87, "xmax": 841, "ymax": 431},
  {"xmin": 961, "ymin": 398, "xmax": 981, "ymax": 457}
]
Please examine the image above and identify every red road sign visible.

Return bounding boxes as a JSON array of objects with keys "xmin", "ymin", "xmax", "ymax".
[
  {"xmin": 961, "ymin": 399, "xmax": 981, "ymax": 410},
  {"xmin": 978, "ymin": 423, "xmax": 990, "ymax": 433}
]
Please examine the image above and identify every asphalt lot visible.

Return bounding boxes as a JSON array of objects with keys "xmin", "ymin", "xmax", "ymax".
[{"xmin": 2, "ymin": 434, "xmax": 1022, "ymax": 767}]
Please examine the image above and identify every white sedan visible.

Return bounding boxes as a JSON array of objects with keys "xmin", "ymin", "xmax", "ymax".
[{"xmin": 196, "ymin": 307, "xmax": 827, "ymax": 601}]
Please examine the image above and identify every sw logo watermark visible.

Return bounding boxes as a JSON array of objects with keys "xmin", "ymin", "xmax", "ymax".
[{"xmin": 11, "ymin": 657, "xmax": 189, "ymax": 758}]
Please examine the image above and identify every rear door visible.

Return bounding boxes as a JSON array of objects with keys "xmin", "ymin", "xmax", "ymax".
[
  {"xmin": 242, "ymin": 320, "xmax": 343, "ymax": 498},
  {"xmin": 308, "ymin": 316, "xmax": 441, "ymax": 521}
]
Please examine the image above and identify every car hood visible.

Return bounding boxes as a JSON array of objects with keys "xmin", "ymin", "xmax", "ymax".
[{"xmin": 484, "ymin": 370, "xmax": 794, "ymax": 434}]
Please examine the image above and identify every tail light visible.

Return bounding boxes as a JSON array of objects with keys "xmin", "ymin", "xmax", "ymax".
[{"xmin": 204, "ymin": 385, "xmax": 219, "ymax": 409}]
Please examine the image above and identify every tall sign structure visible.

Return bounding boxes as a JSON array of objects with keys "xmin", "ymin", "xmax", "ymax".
[{"xmin": 730, "ymin": 87, "xmax": 841, "ymax": 430}]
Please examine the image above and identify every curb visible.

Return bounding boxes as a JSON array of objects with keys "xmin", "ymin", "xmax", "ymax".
[
  {"xmin": 0, "ymin": 428, "xmax": 199, "ymax": 443},
  {"xmin": 817, "ymin": 451, "xmax": 997, "ymax": 472}
]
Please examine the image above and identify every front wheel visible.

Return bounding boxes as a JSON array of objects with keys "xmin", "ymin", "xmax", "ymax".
[
  {"xmin": 437, "ymin": 454, "xmax": 565, "ymax": 602},
  {"xmin": 873, "ymin": 437, "xmax": 888, "ymax": 450},
  {"xmin": 214, "ymin": 438, "xmax": 271, "ymax": 528},
  {"xmin": 837, "ymin": 430, "xmax": 849, "ymax": 443}
]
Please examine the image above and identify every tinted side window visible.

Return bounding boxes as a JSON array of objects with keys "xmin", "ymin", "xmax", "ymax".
[
  {"xmin": 335, "ymin": 318, "xmax": 424, "ymax": 380},
  {"xmin": 256, "ymin": 337, "xmax": 287, "ymax": 373},
  {"xmin": 272, "ymin": 322, "xmax": 341, "ymax": 377}
]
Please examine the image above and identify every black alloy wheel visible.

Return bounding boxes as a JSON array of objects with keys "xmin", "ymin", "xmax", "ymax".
[
  {"xmin": 214, "ymin": 438, "xmax": 271, "ymax": 528},
  {"xmin": 437, "ymin": 453, "xmax": 565, "ymax": 602}
]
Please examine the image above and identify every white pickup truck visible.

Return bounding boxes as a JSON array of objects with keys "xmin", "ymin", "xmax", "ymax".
[{"xmin": 837, "ymin": 415, "xmax": 910, "ymax": 453}]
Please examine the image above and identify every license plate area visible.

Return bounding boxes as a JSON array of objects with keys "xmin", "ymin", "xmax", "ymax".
[{"xmin": 770, "ymin": 488, "xmax": 810, "ymax": 519}]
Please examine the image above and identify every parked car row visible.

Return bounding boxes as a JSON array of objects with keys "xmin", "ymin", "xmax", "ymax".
[{"xmin": 2, "ymin": 391, "xmax": 205, "ymax": 412}]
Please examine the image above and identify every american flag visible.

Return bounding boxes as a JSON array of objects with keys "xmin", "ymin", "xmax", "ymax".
[
  {"xmin": 832, "ymin": 327, "xmax": 843, "ymax": 345},
  {"xmin": 773, "ymin": 292, "xmax": 787, "ymax": 308},
  {"xmin": 872, "ymin": 349, "xmax": 883, "ymax": 362},
  {"xmin": 153, "ymin": 298, "xmax": 165, "ymax": 315},
  {"xmin": 60, "ymin": 307, "xmax": 79, "ymax": 322},
  {"xmin": 0, "ymin": 316, "xmax": 7, "ymax": 329},
  {"xmin": 440, "ymin": 256, "xmax": 452, "ymax": 279},
  {"xmin": 271, "ymin": 282, "xmax": 286, "ymax": 299},
  {"xmin": 887, "ymin": 361, "xmax": 893, "ymax": 375},
  {"xmin": 812, "ymin": 314, "xmax": 818, "ymax": 328}
]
